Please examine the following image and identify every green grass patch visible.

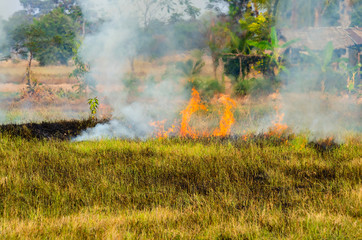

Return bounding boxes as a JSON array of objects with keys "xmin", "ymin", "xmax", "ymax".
[{"xmin": 0, "ymin": 135, "xmax": 360, "ymax": 239}]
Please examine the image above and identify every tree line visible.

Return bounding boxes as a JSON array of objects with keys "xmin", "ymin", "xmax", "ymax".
[{"xmin": 0, "ymin": 0, "xmax": 360, "ymax": 95}]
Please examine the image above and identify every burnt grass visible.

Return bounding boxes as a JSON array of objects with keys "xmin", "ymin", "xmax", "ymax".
[
  {"xmin": 0, "ymin": 119, "xmax": 109, "ymax": 140},
  {"xmin": 0, "ymin": 119, "xmax": 341, "ymax": 153}
]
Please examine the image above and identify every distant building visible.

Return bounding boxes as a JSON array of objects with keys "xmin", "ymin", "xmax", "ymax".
[{"xmin": 280, "ymin": 27, "xmax": 362, "ymax": 81}]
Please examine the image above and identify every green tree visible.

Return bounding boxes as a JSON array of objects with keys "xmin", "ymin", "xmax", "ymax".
[
  {"xmin": 208, "ymin": 0, "xmax": 280, "ymax": 20},
  {"xmin": 176, "ymin": 51, "xmax": 205, "ymax": 82},
  {"xmin": 20, "ymin": 0, "xmax": 56, "ymax": 16},
  {"xmin": 20, "ymin": 0, "xmax": 80, "ymax": 16},
  {"xmin": 207, "ymin": 1, "xmax": 275, "ymax": 79},
  {"xmin": 277, "ymin": 0, "xmax": 349, "ymax": 28},
  {"xmin": 302, "ymin": 42, "xmax": 336, "ymax": 93},
  {"xmin": 135, "ymin": 0, "xmax": 200, "ymax": 29},
  {"xmin": 10, "ymin": 22, "xmax": 44, "ymax": 88},
  {"xmin": 30, "ymin": 8, "xmax": 78, "ymax": 66},
  {"xmin": 247, "ymin": 26, "xmax": 299, "ymax": 77}
]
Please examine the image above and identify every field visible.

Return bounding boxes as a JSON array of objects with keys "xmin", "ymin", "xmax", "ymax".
[
  {"xmin": 0, "ymin": 57, "xmax": 361, "ymax": 239},
  {"xmin": 0, "ymin": 126, "xmax": 360, "ymax": 239},
  {"xmin": 0, "ymin": 56, "xmax": 220, "ymax": 124}
]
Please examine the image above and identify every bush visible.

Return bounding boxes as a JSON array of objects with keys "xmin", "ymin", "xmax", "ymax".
[
  {"xmin": 234, "ymin": 77, "xmax": 275, "ymax": 96},
  {"xmin": 186, "ymin": 76, "xmax": 224, "ymax": 99}
]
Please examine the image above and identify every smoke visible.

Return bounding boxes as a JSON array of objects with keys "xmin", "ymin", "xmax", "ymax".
[
  {"xmin": 74, "ymin": 0, "xmax": 192, "ymax": 140},
  {"xmin": 0, "ymin": 2, "xmax": 10, "ymax": 123},
  {"xmin": 275, "ymin": 0, "xmax": 361, "ymax": 141},
  {"xmin": 0, "ymin": 8, "xmax": 7, "ymax": 60},
  {"xmin": 74, "ymin": 0, "xmax": 360, "ymax": 141}
]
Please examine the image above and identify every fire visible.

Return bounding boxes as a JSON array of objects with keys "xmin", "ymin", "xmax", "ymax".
[
  {"xmin": 267, "ymin": 90, "xmax": 288, "ymax": 137},
  {"xmin": 213, "ymin": 95, "xmax": 236, "ymax": 137},
  {"xmin": 150, "ymin": 88, "xmax": 238, "ymax": 139},
  {"xmin": 180, "ymin": 88, "xmax": 207, "ymax": 138},
  {"xmin": 150, "ymin": 120, "xmax": 175, "ymax": 139}
]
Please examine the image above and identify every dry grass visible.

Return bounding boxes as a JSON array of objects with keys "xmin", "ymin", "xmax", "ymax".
[
  {"xmin": 0, "ymin": 60, "xmax": 77, "ymax": 85},
  {"xmin": 0, "ymin": 135, "xmax": 360, "ymax": 239}
]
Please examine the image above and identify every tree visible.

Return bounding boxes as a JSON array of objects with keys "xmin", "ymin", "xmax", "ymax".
[
  {"xmin": 277, "ymin": 0, "xmax": 354, "ymax": 28},
  {"xmin": 247, "ymin": 27, "xmax": 299, "ymax": 75},
  {"xmin": 207, "ymin": 1, "xmax": 275, "ymax": 79},
  {"xmin": 31, "ymin": 8, "xmax": 78, "ymax": 66},
  {"xmin": 176, "ymin": 51, "xmax": 205, "ymax": 82},
  {"xmin": 135, "ymin": 0, "xmax": 200, "ymax": 29},
  {"xmin": 20, "ymin": 0, "xmax": 56, "ymax": 16},
  {"xmin": 302, "ymin": 42, "xmax": 336, "ymax": 93},
  {"xmin": 6, "ymin": 8, "xmax": 77, "ymax": 66},
  {"xmin": 10, "ymin": 22, "xmax": 44, "ymax": 88},
  {"xmin": 208, "ymin": 0, "xmax": 280, "ymax": 20},
  {"xmin": 20, "ymin": 0, "xmax": 80, "ymax": 16}
]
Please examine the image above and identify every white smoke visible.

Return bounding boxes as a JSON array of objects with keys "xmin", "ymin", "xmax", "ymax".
[
  {"xmin": 275, "ymin": 0, "xmax": 361, "ymax": 141},
  {"xmin": 74, "ymin": 0, "xmax": 191, "ymax": 141},
  {"xmin": 0, "ymin": 1, "xmax": 11, "ymax": 123}
]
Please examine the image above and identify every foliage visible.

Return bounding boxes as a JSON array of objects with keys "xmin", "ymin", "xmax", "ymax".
[
  {"xmin": 187, "ymin": 76, "xmax": 225, "ymax": 100},
  {"xmin": 246, "ymin": 27, "xmax": 299, "ymax": 83},
  {"xmin": 88, "ymin": 97, "xmax": 99, "ymax": 119},
  {"xmin": 302, "ymin": 41, "xmax": 337, "ymax": 92},
  {"xmin": 277, "ymin": 0, "xmax": 342, "ymax": 28},
  {"xmin": 176, "ymin": 58, "xmax": 205, "ymax": 82},
  {"xmin": 239, "ymin": 11, "xmax": 273, "ymax": 42},
  {"xmin": 32, "ymin": 8, "xmax": 78, "ymax": 66},
  {"xmin": 20, "ymin": 0, "xmax": 56, "ymax": 16},
  {"xmin": 5, "ymin": 8, "xmax": 78, "ymax": 66},
  {"xmin": 208, "ymin": 2, "xmax": 275, "ymax": 79},
  {"xmin": 208, "ymin": 0, "xmax": 280, "ymax": 19},
  {"xmin": 176, "ymin": 50, "xmax": 206, "ymax": 82},
  {"xmin": 136, "ymin": 0, "xmax": 200, "ymax": 27},
  {"xmin": 69, "ymin": 42, "xmax": 95, "ymax": 95},
  {"xmin": 20, "ymin": 0, "xmax": 80, "ymax": 17},
  {"xmin": 234, "ymin": 77, "xmax": 275, "ymax": 96},
  {"xmin": 339, "ymin": 60, "xmax": 362, "ymax": 94}
]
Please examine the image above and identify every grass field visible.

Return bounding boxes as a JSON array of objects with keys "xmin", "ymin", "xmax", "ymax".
[
  {"xmin": 0, "ymin": 133, "xmax": 360, "ymax": 239},
  {"xmin": 0, "ymin": 57, "xmax": 361, "ymax": 239}
]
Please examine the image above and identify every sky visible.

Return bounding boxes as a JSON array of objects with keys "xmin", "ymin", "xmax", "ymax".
[
  {"xmin": 0, "ymin": 0, "xmax": 208, "ymax": 20},
  {"xmin": 0, "ymin": 0, "xmax": 22, "ymax": 19}
]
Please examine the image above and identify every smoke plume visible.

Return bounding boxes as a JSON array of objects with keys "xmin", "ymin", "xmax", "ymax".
[
  {"xmin": 74, "ymin": 0, "xmax": 193, "ymax": 140},
  {"xmin": 75, "ymin": 0, "xmax": 360, "ymax": 141},
  {"xmin": 275, "ymin": 0, "xmax": 361, "ymax": 141}
]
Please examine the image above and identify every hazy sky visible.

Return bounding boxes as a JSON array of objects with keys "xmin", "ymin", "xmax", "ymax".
[
  {"xmin": 0, "ymin": 0, "xmax": 207, "ymax": 20},
  {"xmin": 0, "ymin": 0, "xmax": 22, "ymax": 19}
]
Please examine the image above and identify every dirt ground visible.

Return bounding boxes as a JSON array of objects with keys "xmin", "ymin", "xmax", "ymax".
[{"xmin": 0, "ymin": 54, "xmax": 212, "ymax": 123}]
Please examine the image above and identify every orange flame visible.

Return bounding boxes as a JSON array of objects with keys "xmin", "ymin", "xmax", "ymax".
[
  {"xmin": 150, "ymin": 120, "xmax": 175, "ymax": 139},
  {"xmin": 267, "ymin": 90, "xmax": 288, "ymax": 137},
  {"xmin": 213, "ymin": 95, "xmax": 236, "ymax": 137},
  {"xmin": 180, "ymin": 88, "xmax": 207, "ymax": 138},
  {"xmin": 150, "ymin": 88, "xmax": 238, "ymax": 139}
]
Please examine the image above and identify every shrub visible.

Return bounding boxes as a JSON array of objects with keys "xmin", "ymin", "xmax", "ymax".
[
  {"xmin": 187, "ymin": 76, "xmax": 224, "ymax": 100},
  {"xmin": 234, "ymin": 77, "xmax": 275, "ymax": 96}
]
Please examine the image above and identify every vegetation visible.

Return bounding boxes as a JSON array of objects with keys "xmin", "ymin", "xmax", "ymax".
[
  {"xmin": 0, "ymin": 134, "xmax": 360, "ymax": 239},
  {"xmin": 0, "ymin": 0, "xmax": 361, "ymax": 238}
]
